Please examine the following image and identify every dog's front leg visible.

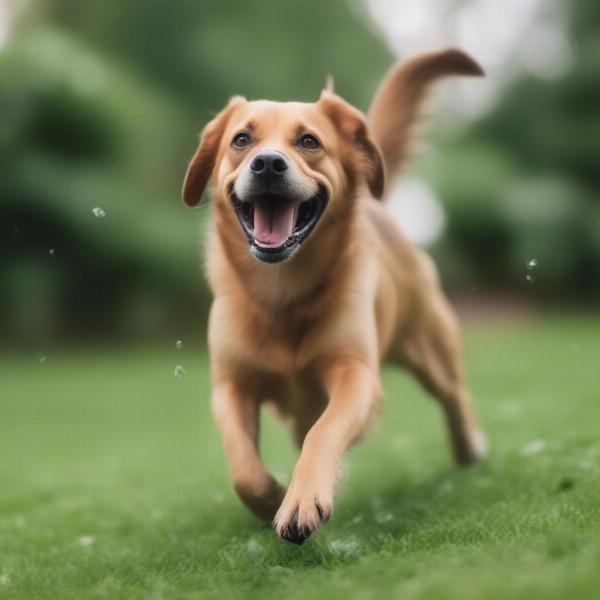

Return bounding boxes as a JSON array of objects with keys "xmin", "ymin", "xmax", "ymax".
[
  {"xmin": 274, "ymin": 359, "xmax": 382, "ymax": 544},
  {"xmin": 212, "ymin": 380, "xmax": 285, "ymax": 521}
]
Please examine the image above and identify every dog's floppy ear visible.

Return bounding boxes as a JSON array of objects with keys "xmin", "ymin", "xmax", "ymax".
[
  {"xmin": 182, "ymin": 96, "xmax": 246, "ymax": 206},
  {"xmin": 318, "ymin": 90, "xmax": 385, "ymax": 199}
]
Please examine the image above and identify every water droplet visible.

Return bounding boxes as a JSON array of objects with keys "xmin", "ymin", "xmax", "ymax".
[
  {"xmin": 526, "ymin": 274, "xmax": 535, "ymax": 283},
  {"xmin": 329, "ymin": 538, "xmax": 360, "ymax": 558},
  {"xmin": 79, "ymin": 535, "xmax": 95, "ymax": 546},
  {"xmin": 526, "ymin": 258, "xmax": 538, "ymax": 269},
  {"xmin": 92, "ymin": 207, "xmax": 106, "ymax": 218},
  {"xmin": 174, "ymin": 365, "xmax": 186, "ymax": 379},
  {"xmin": 49, "ymin": 248, "xmax": 55, "ymax": 255},
  {"xmin": 175, "ymin": 339, "xmax": 183, "ymax": 350},
  {"xmin": 521, "ymin": 439, "xmax": 546, "ymax": 456},
  {"xmin": 246, "ymin": 538, "xmax": 263, "ymax": 555},
  {"xmin": 39, "ymin": 356, "xmax": 47, "ymax": 363},
  {"xmin": 374, "ymin": 511, "xmax": 394, "ymax": 524}
]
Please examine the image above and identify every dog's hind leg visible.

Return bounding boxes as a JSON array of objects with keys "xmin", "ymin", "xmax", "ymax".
[
  {"xmin": 212, "ymin": 380, "xmax": 285, "ymax": 521},
  {"xmin": 395, "ymin": 293, "xmax": 488, "ymax": 466}
]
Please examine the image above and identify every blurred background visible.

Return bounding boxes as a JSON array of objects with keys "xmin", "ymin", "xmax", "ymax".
[
  {"xmin": 1, "ymin": 0, "xmax": 598, "ymax": 352},
  {"xmin": 2, "ymin": 5, "xmax": 599, "ymax": 594}
]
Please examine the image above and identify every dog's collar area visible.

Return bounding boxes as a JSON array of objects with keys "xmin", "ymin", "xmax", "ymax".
[{"xmin": 231, "ymin": 189, "xmax": 327, "ymax": 263}]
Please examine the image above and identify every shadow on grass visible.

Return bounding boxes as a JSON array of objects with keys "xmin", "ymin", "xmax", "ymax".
[{"xmin": 156, "ymin": 458, "xmax": 515, "ymax": 575}]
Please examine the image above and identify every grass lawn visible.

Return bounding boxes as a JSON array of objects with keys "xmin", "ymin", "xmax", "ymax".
[{"xmin": 1, "ymin": 316, "xmax": 599, "ymax": 599}]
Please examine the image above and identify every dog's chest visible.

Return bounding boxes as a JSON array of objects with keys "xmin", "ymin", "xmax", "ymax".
[
  {"xmin": 211, "ymin": 297, "xmax": 317, "ymax": 376},
  {"xmin": 242, "ymin": 313, "xmax": 314, "ymax": 376}
]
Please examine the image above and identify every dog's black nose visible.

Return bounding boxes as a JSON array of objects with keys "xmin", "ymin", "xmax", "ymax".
[{"xmin": 250, "ymin": 151, "xmax": 289, "ymax": 183}]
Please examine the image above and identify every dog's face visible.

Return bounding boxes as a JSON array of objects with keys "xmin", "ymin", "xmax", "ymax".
[{"xmin": 182, "ymin": 92, "xmax": 384, "ymax": 263}]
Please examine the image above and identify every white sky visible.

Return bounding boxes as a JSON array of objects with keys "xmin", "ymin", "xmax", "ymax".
[
  {"xmin": 0, "ymin": 0, "xmax": 26, "ymax": 52},
  {"xmin": 363, "ymin": 0, "xmax": 572, "ymax": 117},
  {"xmin": 363, "ymin": 0, "xmax": 572, "ymax": 246}
]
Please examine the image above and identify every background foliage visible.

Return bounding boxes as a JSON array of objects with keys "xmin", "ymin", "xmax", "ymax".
[
  {"xmin": 2, "ymin": 4, "xmax": 599, "ymax": 597},
  {"xmin": 1, "ymin": 0, "xmax": 598, "ymax": 345}
]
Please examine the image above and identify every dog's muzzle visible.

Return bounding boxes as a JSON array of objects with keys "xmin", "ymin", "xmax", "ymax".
[{"xmin": 230, "ymin": 150, "xmax": 327, "ymax": 263}]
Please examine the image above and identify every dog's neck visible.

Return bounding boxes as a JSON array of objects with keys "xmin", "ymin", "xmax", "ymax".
[{"xmin": 208, "ymin": 200, "xmax": 355, "ymax": 315}]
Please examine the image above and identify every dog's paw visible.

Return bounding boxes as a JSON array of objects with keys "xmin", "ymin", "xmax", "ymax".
[
  {"xmin": 273, "ymin": 494, "xmax": 332, "ymax": 545},
  {"xmin": 456, "ymin": 429, "xmax": 489, "ymax": 467}
]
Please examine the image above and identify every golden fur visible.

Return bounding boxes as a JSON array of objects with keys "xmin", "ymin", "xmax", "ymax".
[{"xmin": 182, "ymin": 48, "xmax": 487, "ymax": 544}]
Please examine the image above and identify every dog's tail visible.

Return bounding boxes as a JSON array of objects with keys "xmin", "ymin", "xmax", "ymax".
[{"xmin": 368, "ymin": 48, "xmax": 484, "ymax": 197}]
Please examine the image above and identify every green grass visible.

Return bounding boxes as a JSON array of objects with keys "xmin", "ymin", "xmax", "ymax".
[{"xmin": 1, "ymin": 316, "xmax": 600, "ymax": 599}]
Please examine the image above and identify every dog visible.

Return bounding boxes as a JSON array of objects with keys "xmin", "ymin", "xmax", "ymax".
[{"xmin": 182, "ymin": 48, "xmax": 488, "ymax": 545}]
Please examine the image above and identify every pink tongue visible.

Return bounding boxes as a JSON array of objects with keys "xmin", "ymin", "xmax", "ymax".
[{"xmin": 253, "ymin": 198, "xmax": 296, "ymax": 247}]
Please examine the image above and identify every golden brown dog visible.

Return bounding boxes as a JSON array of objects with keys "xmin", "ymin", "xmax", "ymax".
[{"xmin": 182, "ymin": 48, "xmax": 488, "ymax": 544}]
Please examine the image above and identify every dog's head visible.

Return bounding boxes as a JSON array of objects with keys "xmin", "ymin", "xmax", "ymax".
[{"xmin": 182, "ymin": 91, "xmax": 384, "ymax": 264}]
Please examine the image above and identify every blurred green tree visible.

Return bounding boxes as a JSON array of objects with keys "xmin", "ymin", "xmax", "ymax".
[
  {"xmin": 427, "ymin": 0, "xmax": 600, "ymax": 300},
  {"xmin": 0, "ymin": 0, "xmax": 392, "ymax": 343},
  {"xmin": 1, "ymin": 0, "xmax": 598, "ymax": 345}
]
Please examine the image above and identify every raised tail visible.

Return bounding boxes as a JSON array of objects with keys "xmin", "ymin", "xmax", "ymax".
[{"xmin": 368, "ymin": 48, "xmax": 484, "ymax": 196}]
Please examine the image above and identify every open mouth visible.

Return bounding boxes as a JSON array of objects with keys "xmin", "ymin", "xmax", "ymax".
[{"xmin": 231, "ymin": 188, "xmax": 327, "ymax": 263}]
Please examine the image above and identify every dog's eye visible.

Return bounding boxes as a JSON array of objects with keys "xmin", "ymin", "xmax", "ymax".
[
  {"xmin": 232, "ymin": 133, "xmax": 251, "ymax": 148},
  {"xmin": 299, "ymin": 134, "xmax": 320, "ymax": 151}
]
